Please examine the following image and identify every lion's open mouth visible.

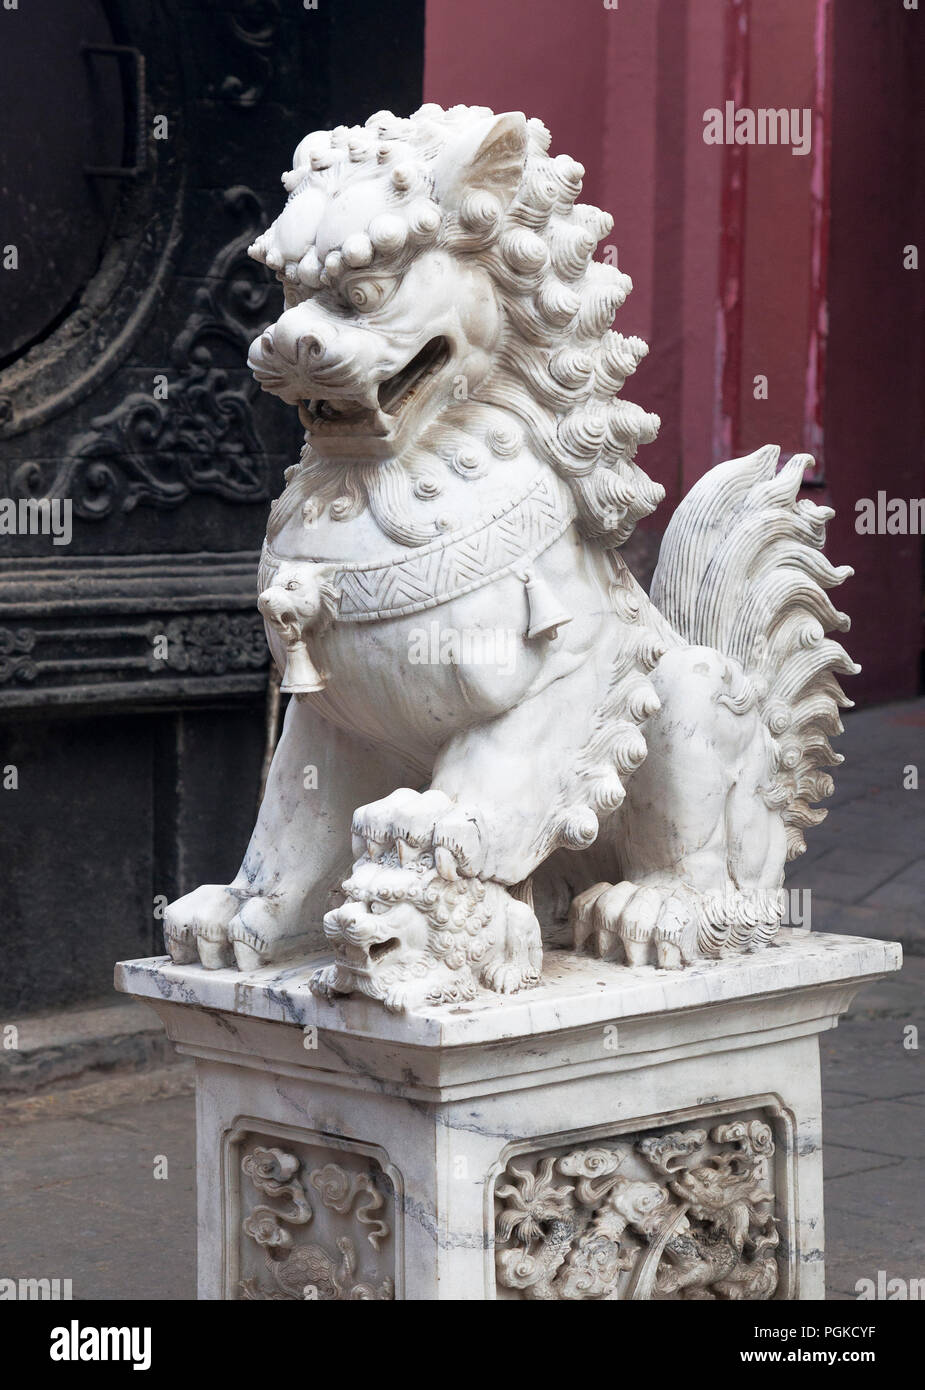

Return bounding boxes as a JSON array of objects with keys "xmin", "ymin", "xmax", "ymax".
[
  {"xmin": 303, "ymin": 336, "xmax": 450, "ymax": 437},
  {"xmin": 368, "ymin": 936, "xmax": 401, "ymax": 963},
  {"xmin": 377, "ymin": 336, "xmax": 449, "ymax": 415},
  {"xmin": 341, "ymin": 936, "xmax": 402, "ymax": 975}
]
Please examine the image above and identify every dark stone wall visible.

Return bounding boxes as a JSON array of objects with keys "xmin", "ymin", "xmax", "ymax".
[
  {"xmin": 0, "ymin": 0, "xmax": 426, "ymax": 1014},
  {"xmin": 1, "ymin": 706, "xmax": 267, "ymax": 1012}
]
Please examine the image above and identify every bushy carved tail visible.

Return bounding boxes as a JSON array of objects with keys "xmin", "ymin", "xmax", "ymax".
[{"xmin": 650, "ymin": 445, "xmax": 859, "ymax": 860}]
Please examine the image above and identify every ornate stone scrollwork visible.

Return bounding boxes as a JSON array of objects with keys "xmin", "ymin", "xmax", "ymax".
[
  {"xmin": 0, "ymin": 627, "xmax": 37, "ymax": 686},
  {"xmin": 15, "ymin": 189, "xmax": 277, "ymax": 520},
  {"xmin": 201, "ymin": 0, "xmax": 283, "ymax": 108},
  {"xmin": 237, "ymin": 1140, "xmax": 395, "ymax": 1301},
  {"xmin": 144, "ymin": 614, "xmax": 268, "ymax": 677},
  {"xmin": 495, "ymin": 1116, "xmax": 779, "ymax": 1300}
]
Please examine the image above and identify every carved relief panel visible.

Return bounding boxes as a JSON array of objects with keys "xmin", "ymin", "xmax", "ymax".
[
  {"xmin": 494, "ymin": 1108, "xmax": 784, "ymax": 1300},
  {"xmin": 228, "ymin": 1125, "xmax": 400, "ymax": 1301}
]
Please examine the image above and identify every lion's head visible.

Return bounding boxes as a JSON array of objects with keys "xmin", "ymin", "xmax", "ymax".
[{"xmin": 248, "ymin": 103, "xmax": 663, "ymax": 549}]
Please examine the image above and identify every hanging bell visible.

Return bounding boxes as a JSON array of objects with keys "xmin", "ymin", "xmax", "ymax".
[
  {"xmin": 523, "ymin": 569, "xmax": 572, "ymax": 641},
  {"xmin": 280, "ymin": 638, "xmax": 326, "ymax": 694}
]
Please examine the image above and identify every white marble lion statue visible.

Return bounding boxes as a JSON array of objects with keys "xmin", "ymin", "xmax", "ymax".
[{"xmin": 163, "ymin": 103, "xmax": 855, "ymax": 1003}]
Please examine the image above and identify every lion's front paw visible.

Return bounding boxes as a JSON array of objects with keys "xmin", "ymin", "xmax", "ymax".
[
  {"xmin": 570, "ymin": 880, "xmax": 689, "ymax": 968},
  {"xmin": 351, "ymin": 787, "xmax": 487, "ymax": 880},
  {"xmin": 163, "ymin": 884, "xmax": 239, "ymax": 968},
  {"xmin": 310, "ymin": 962, "xmax": 353, "ymax": 1001},
  {"xmin": 381, "ymin": 980, "xmax": 436, "ymax": 1013},
  {"xmin": 164, "ymin": 881, "xmax": 317, "ymax": 972}
]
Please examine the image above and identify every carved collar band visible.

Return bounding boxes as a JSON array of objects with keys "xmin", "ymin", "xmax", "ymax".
[{"xmin": 261, "ymin": 473, "xmax": 576, "ymax": 623}]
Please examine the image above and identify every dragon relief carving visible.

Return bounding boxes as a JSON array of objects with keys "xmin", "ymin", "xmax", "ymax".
[
  {"xmin": 238, "ymin": 1143, "xmax": 394, "ymax": 1301},
  {"xmin": 495, "ymin": 1118, "xmax": 779, "ymax": 1300},
  {"xmin": 163, "ymin": 104, "xmax": 856, "ymax": 1002}
]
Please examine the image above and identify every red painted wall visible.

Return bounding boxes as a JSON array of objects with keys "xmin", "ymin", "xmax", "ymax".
[
  {"xmin": 424, "ymin": 0, "xmax": 925, "ymax": 704},
  {"xmin": 822, "ymin": 0, "xmax": 924, "ymax": 705}
]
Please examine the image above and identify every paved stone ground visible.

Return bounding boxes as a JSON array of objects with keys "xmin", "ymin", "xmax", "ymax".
[
  {"xmin": 0, "ymin": 699, "xmax": 921, "ymax": 1302},
  {"xmin": 787, "ymin": 700, "xmax": 925, "ymax": 1297},
  {"xmin": 784, "ymin": 698, "xmax": 925, "ymax": 955},
  {"xmin": 822, "ymin": 962, "xmax": 925, "ymax": 1298}
]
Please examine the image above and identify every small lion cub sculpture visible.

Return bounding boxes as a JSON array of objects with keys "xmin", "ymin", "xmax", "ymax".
[
  {"xmin": 163, "ymin": 103, "xmax": 855, "ymax": 1012},
  {"xmin": 313, "ymin": 853, "xmax": 541, "ymax": 1013}
]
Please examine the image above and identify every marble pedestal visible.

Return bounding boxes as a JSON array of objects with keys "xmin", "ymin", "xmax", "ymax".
[{"xmin": 115, "ymin": 930, "xmax": 900, "ymax": 1302}]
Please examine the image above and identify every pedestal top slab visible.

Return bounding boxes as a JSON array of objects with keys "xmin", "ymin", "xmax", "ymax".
[{"xmin": 116, "ymin": 930, "xmax": 901, "ymax": 1049}]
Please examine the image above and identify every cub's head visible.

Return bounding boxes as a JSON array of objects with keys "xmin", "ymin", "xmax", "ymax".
[
  {"xmin": 248, "ymin": 103, "xmax": 664, "ymax": 547},
  {"xmin": 318, "ymin": 852, "xmax": 493, "ymax": 1010}
]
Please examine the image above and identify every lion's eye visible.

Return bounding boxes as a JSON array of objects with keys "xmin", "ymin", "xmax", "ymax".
[
  {"xmin": 344, "ymin": 277, "xmax": 396, "ymax": 314},
  {"xmin": 282, "ymin": 283, "xmax": 312, "ymax": 311},
  {"xmin": 369, "ymin": 900, "xmax": 388, "ymax": 914}
]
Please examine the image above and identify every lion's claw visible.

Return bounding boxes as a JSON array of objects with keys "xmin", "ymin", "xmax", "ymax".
[
  {"xmin": 163, "ymin": 881, "xmax": 315, "ymax": 972},
  {"xmin": 350, "ymin": 787, "xmax": 487, "ymax": 879},
  {"xmin": 570, "ymin": 879, "xmax": 692, "ymax": 968}
]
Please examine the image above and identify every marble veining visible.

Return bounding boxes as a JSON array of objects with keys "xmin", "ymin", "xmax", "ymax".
[{"xmin": 117, "ymin": 930, "xmax": 901, "ymax": 1049}]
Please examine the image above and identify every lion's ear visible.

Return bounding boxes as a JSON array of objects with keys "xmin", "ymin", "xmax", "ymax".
[{"xmin": 432, "ymin": 111, "xmax": 528, "ymax": 211}]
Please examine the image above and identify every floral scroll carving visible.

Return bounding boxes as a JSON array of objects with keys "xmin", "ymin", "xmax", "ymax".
[
  {"xmin": 145, "ymin": 614, "xmax": 268, "ymax": 676},
  {"xmin": 495, "ymin": 1116, "xmax": 779, "ymax": 1300},
  {"xmin": 14, "ymin": 189, "xmax": 278, "ymax": 520},
  {"xmin": 238, "ymin": 1141, "xmax": 394, "ymax": 1301},
  {"xmin": 0, "ymin": 627, "xmax": 37, "ymax": 685}
]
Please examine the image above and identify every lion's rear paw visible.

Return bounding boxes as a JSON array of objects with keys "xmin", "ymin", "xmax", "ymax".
[
  {"xmin": 570, "ymin": 880, "xmax": 689, "ymax": 968},
  {"xmin": 571, "ymin": 878, "xmax": 784, "ymax": 966},
  {"xmin": 164, "ymin": 882, "xmax": 315, "ymax": 972},
  {"xmin": 229, "ymin": 893, "xmax": 315, "ymax": 971}
]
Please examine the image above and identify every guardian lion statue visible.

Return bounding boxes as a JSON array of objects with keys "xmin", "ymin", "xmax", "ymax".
[{"xmin": 164, "ymin": 104, "xmax": 856, "ymax": 1005}]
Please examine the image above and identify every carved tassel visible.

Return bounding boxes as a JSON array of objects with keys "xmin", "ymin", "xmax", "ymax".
[{"xmin": 522, "ymin": 569, "xmax": 572, "ymax": 641}]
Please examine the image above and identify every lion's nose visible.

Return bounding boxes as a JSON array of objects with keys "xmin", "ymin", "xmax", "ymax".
[
  {"xmin": 323, "ymin": 903, "xmax": 365, "ymax": 937},
  {"xmin": 263, "ymin": 318, "xmax": 328, "ymax": 367},
  {"xmin": 322, "ymin": 908, "xmax": 348, "ymax": 942},
  {"xmin": 256, "ymin": 588, "xmax": 294, "ymax": 626},
  {"xmin": 345, "ymin": 921, "xmax": 393, "ymax": 947},
  {"xmin": 326, "ymin": 906, "xmax": 393, "ymax": 948},
  {"xmin": 298, "ymin": 332, "xmax": 326, "ymax": 361}
]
